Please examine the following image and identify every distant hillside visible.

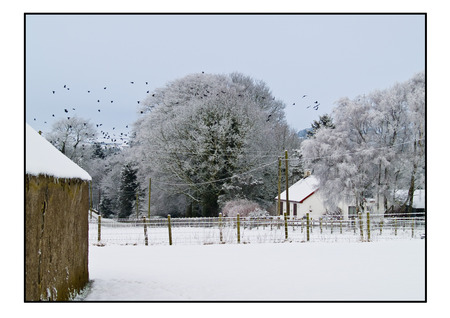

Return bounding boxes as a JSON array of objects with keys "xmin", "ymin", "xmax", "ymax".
[{"xmin": 297, "ymin": 128, "xmax": 312, "ymax": 139}]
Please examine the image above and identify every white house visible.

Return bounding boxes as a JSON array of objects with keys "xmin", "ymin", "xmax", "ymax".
[{"xmin": 276, "ymin": 174, "xmax": 353, "ymax": 220}]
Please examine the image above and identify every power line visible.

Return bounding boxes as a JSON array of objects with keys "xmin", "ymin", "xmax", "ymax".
[{"xmin": 151, "ymin": 159, "xmax": 279, "ymax": 187}]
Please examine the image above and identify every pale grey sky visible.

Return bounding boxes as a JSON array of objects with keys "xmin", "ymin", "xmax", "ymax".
[{"xmin": 25, "ymin": 14, "xmax": 425, "ymax": 139}]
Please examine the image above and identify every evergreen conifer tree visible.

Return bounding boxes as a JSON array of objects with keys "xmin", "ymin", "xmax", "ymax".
[
  {"xmin": 118, "ymin": 163, "xmax": 139, "ymax": 218},
  {"xmin": 307, "ymin": 114, "xmax": 335, "ymax": 138},
  {"xmin": 99, "ymin": 196, "xmax": 114, "ymax": 218}
]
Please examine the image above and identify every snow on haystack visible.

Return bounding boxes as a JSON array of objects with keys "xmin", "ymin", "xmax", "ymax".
[{"xmin": 25, "ymin": 123, "xmax": 91, "ymax": 181}]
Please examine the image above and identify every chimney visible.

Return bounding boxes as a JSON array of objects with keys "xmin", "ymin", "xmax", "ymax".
[{"xmin": 304, "ymin": 169, "xmax": 311, "ymax": 178}]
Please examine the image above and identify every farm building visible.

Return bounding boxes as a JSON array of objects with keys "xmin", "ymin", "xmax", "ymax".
[
  {"xmin": 277, "ymin": 173, "xmax": 425, "ymax": 220},
  {"xmin": 277, "ymin": 174, "xmax": 353, "ymax": 220},
  {"xmin": 25, "ymin": 123, "xmax": 91, "ymax": 301}
]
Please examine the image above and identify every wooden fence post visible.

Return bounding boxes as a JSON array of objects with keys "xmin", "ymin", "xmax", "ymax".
[
  {"xmin": 237, "ymin": 214, "xmax": 241, "ymax": 244},
  {"xmin": 97, "ymin": 215, "xmax": 101, "ymax": 242},
  {"xmin": 366, "ymin": 212, "xmax": 371, "ymax": 242},
  {"xmin": 320, "ymin": 217, "xmax": 322, "ymax": 234},
  {"xmin": 411, "ymin": 218, "xmax": 415, "ymax": 238},
  {"xmin": 306, "ymin": 212, "xmax": 310, "ymax": 242},
  {"xmin": 340, "ymin": 219, "xmax": 343, "ymax": 234},
  {"xmin": 380, "ymin": 219, "xmax": 384, "ymax": 235},
  {"xmin": 394, "ymin": 218, "xmax": 398, "ymax": 236},
  {"xmin": 168, "ymin": 214, "xmax": 172, "ymax": 245},
  {"xmin": 143, "ymin": 217, "xmax": 148, "ymax": 246},
  {"xmin": 284, "ymin": 212, "xmax": 288, "ymax": 240},
  {"xmin": 330, "ymin": 218, "xmax": 334, "ymax": 234},
  {"xmin": 219, "ymin": 213, "xmax": 223, "ymax": 243},
  {"xmin": 358, "ymin": 212, "xmax": 364, "ymax": 241}
]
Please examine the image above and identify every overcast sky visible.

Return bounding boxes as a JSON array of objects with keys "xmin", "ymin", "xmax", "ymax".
[{"xmin": 25, "ymin": 14, "xmax": 425, "ymax": 140}]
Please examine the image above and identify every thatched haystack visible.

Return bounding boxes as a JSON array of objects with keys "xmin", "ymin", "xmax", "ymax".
[{"xmin": 25, "ymin": 124, "xmax": 91, "ymax": 301}]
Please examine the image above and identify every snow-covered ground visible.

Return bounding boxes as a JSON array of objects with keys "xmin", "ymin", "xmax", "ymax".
[{"xmin": 80, "ymin": 240, "xmax": 425, "ymax": 301}]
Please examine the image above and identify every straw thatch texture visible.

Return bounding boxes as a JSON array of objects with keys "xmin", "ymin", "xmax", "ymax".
[{"xmin": 25, "ymin": 174, "xmax": 89, "ymax": 301}]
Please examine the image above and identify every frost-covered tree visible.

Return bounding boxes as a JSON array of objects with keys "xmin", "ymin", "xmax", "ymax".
[
  {"xmin": 46, "ymin": 116, "xmax": 97, "ymax": 165},
  {"xmin": 131, "ymin": 72, "xmax": 299, "ymax": 217},
  {"xmin": 301, "ymin": 71, "xmax": 425, "ymax": 214}
]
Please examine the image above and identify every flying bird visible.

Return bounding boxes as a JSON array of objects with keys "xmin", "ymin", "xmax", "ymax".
[
  {"xmin": 302, "ymin": 95, "xmax": 307, "ymax": 98},
  {"xmin": 130, "ymin": 81, "xmax": 134, "ymax": 84},
  {"xmin": 88, "ymin": 90, "xmax": 90, "ymax": 93},
  {"xmin": 145, "ymin": 82, "xmax": 148, "ymax": 85},
  {"xmin": 111, "ymin": 101, "xmax": 113, "ymax": 103},
  {"xmin": 64, "ymin": 109, "xmax": 68, "ymax": 113},
  {"xmin": 72, "ymin": 108, "xmax": 75, "ymax": 110},
  {"xmin": 64, "ymin": 85, "xmax": 66, "ymax": 88},
  {"xmin": 97, "ymin": 100, "xmax": 100, "ymax": 102},
  {"xmin": 293, "ymin": 103, "xmax": 295, "ymax": 106},
  {"xmin": 104, "ymin": 87, "xmax": 107, "ymax": 90},
  {"xmin": 52, "ymin": 114, "xmax": 55, "ymax": 117},
  {"xmin": 98, "ymin": 109, "xmax": 101, "ymax": 112},
  {"xmin": 266, "ymin": 114, "xmax": 272, "ymax": 122},
  {"xmin": 52, "ymin": 91, "xmax": 55, "ymax": 94}
]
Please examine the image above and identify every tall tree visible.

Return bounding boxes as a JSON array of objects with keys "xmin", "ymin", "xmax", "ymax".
[
  {"xmin": 301, "ymin": 71, "xmax": 425, "ymax": 214},
  {"xmin": 131, "ymin": 72, "xmax": 299, "ymax": 217},
  {"xmin": 306, "ymin": 114, "xmax": 335, "ymax": 138},
  {"xmin": 46, "ymin": 116, "xmax": 97, "ymax": 164},
  {"xmin": 118, "ymin": 163, "xmax": 140, "ymax": 219}
]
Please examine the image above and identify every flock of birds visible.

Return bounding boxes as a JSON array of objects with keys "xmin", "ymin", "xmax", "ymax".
[
  {"xmin": 32, "ymin": 74, "xmax": 321, "ymax": 144},
  {"xmin": 266, "ymin": 94, "xmax": 320, "ymax": 122},
  {"xmin": 32, "ymin": 81, "xmax": 154, "ymax": 145}
]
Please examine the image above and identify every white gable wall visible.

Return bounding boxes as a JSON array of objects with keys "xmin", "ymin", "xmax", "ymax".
[{"xmin": 280, "ymin": 192, "xmax": 353, "ymax": 220}]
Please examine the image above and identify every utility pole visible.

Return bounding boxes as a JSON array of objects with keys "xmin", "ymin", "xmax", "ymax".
[
  {"xmin": 136, "ymin": 192, "xmax": 139, "ymax": 220},
  {"xmin": 285, "ymin": 150, "xmax": 290, "ymax": 218},
  {"xmin": 277, "ymin": 157, "xmax": 281, "ymax": 216},
  {"xmin": 148, "ymin": 178, "xmax": 151, "ymax": 219}
]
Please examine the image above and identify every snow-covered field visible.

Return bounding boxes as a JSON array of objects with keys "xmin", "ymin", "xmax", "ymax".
[{"xmin": 80, "ymin": 240, "xmax": 425, "ymax": 301}]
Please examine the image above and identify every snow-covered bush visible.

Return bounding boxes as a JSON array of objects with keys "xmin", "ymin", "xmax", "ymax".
[
  {"xmin": 222, "ymin": 199, "xmax": 262, "ymax": 217},
  {"xmin": 248, "ymin": 208, "xmax": 270, "ymax": 218}
]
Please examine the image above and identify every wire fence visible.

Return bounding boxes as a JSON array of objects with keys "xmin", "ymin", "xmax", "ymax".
[{"xmin": 89, "ymin": 211, "xmax": 425, "ymax": 246}]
